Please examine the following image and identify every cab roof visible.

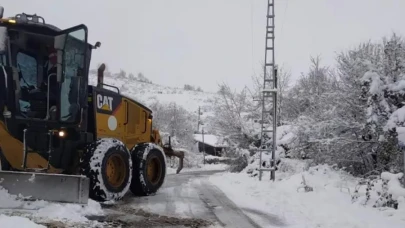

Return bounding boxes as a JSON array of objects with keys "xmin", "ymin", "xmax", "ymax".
[{"xmin": 0, "ymin": 13, "xmax": 95, "ymax": 48}]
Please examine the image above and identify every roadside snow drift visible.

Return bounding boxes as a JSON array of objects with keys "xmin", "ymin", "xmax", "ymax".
[
  {"xmin": 0, "ymin": 186, "xmax": 103, "ymax": 226},
  {"xmin": 0, "ymin": 214, "xmax": 45, "ymax": 228},
  {"xmin": 210, "ymin": 160, "xmax": 405, "ymax": 228}
]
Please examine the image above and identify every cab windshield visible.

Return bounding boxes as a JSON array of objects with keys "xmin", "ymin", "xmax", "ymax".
[{"xmin": 2, "ymin": 24, "xmax": 88, "ymax": 124}]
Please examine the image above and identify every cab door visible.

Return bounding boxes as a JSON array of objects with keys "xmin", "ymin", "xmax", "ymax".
[{"xmin": 54, "ymin": 24, "xmax": 88, "ymax": 124}]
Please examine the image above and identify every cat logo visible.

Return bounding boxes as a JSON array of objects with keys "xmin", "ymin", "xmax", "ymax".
[{"xmin": 97, "ymin": 94, "xmax": 113, "ymax": 111}]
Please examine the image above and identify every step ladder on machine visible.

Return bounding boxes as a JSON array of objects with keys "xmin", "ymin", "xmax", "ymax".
[
  {"xmin": 258, "ymin": 0, "xmax": 277, "ymax": 181},
  {"xmin": 22, "ymin": 128, "xmax": 54, "ymax": 172}
]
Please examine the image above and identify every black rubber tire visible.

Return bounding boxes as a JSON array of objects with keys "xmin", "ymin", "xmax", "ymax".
[
  {"xmin": 0, "ymin": 148, "xmax": 11, "ymax": 171},
  {"xmin": 130, "ymin": 143, "xmax": 166, "ymax": 196},
  {"xmin": 80, "ymin": 138, "xmax": 133, "ymax": 202}
]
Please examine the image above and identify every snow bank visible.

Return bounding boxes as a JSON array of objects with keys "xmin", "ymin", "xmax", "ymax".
[
  {"xmin": 381, "ymin": 172, "xmax": 405, "ymax": 201},
  {"xmin": 0, "ymin": 214, "xmax": 45, "ymax": 228},
  {"xmin": 33, "ymin": 199, "xmax": 103, "ymax": 223},
  {"xmin": 0, "ymin": 187, "xmax": 48, "ymax": 210},
  {"xmin": 210, "ymin": 161, "xmax": 405, "ymax": 228},
  {"xmin": 168, "ymin": 164, "xmax": 229, "ymax": 175},
  {"xmin": 204, "ymin": 155, "xmax": 230, "ymax": 161},
  {"xmin": 0, "ymin": 186, "xmax": 103, "ymax": 225},
  {"xmin": 182, "ymin": 163, "xmax": 229, "ymax": 172}
]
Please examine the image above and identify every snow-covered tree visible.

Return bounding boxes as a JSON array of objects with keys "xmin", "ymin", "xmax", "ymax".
[
  {"xmin": 149, "ymin": 101, "xmax": 196, "ymax": 149},
  {"xmin": 213, "ymin": 83, "xmax": 259, "ymax": 148},
  {"xmin": 286, "ymin": 34, "xmax": 405, "ymax": 175}
]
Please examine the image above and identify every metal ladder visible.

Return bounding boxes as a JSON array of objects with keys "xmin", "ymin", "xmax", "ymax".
[
  {"xmin": 258, "ymin": 0, "xmax": 277, "ymax": 181},
  {"xmin": 22, "ymin": 128, "xmax": 54, "ymax": 172}
]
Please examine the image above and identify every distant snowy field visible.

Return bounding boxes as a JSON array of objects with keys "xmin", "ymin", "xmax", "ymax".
[{"xmin": 89, "ymin": 73, "xmax": 217, "ymax": 114}]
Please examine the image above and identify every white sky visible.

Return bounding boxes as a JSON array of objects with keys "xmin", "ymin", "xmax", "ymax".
[{"xmin": 2, "ymin": 0, "xmax": 405, "ymax": 92}]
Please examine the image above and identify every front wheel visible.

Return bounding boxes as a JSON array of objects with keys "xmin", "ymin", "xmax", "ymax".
[
  {"xmin": 80, "ymin": 138, "xmax": 133, "ymax": 202},
  {"xmin": 130, "ymin": 143, "xmax": 166, "ymax": 196}
]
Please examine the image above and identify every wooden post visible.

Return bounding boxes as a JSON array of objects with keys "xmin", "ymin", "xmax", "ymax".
[{"xmin": 202, "ymin": 128, "xmax": 206, "ymax": 165}]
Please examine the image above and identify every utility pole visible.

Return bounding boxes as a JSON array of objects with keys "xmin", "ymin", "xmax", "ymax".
[
  {"xmin": 257, "ymin": 0, "xmax": 277, "ymax": 181},
  {"xmin": 197, "ymin": 106, "xmax": 201, "ymax": 133},
  {"xmin": 202, "ymin": 127, "xmax": 206, "ymax": 165}
]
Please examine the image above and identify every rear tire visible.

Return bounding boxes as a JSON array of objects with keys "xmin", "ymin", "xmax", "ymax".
[
  {"xmin": 80, "ymin": 138, "xmax": 133, "ymax": 202},
  {"xmin": 130, "ymin": 143, "xmax": 166, "ymax": 196}
]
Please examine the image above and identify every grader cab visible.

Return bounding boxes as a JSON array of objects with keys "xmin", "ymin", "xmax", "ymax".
[{"xmin": 0, "ymin": 8, "xmax": 184, "ymax": 204}]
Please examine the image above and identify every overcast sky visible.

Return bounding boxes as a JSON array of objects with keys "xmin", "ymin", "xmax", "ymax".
[{"xmin": 2, "ymin": 0, "xmax": 405, "ymax": 92}]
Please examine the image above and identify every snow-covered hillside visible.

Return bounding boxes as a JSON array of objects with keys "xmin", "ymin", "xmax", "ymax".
[{"xmin": 88, "ymin": 72, "xmax": 217, "ymax": 115}]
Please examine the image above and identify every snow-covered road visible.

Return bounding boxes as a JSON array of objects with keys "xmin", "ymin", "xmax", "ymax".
[
  {"xmin": 3, "ymin": 165, "xmax": 284, "ymax": 228},
  {"xmin": 99, "ymin": 170, "xmax": 279, "ymax": 227},
  {"xmin": 5, "ymin": 161, "xmax": 403, "ymax": 228}
]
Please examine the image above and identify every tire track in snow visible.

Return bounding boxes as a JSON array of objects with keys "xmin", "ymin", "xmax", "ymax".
[
  {"xmin": 196, "ymin": 179, "xmax": 263, "ymax": 228},
  {"xmin": 101, "ymin": 170, "xmax": 285, "ymax": 227}
]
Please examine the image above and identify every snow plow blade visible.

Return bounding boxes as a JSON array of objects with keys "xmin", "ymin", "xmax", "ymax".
[{"xmin": 0, "ymin": 171, "xmax": 90, "ymax": 204}]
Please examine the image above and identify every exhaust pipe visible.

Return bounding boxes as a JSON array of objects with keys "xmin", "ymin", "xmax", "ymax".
[{"xmin": 97, "ymin": 63, "xmax": 105, "ymax": 88}]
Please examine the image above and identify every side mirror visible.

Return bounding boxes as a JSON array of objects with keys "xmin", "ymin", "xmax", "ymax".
[{"xmin": 94, "ymin": 41, "xmax": 101, "ymax": 49}]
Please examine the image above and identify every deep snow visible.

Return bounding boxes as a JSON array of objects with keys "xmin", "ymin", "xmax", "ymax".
[
  {"xmin": 209, "ymin": 160, "xmax": 405, "ymax": 228},
  {"xmin": 0, "ymin": 186, "xmax": 104, "ymax": 227},
  {"xmin": 0, "ymin": 214, "xmax": 45, "ymax": 228}
]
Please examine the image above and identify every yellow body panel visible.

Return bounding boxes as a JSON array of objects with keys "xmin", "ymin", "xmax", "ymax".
[
  {"xmin": 94, "ymin": 89, "xmax": 152, "ymax": 151},
  {"xmin": 95, "ymin": 100, "xmax": 126, "ymax": 142},
  {"xmin": 0, "ymin": 121, "xmax": 62, "ymax": 173}
]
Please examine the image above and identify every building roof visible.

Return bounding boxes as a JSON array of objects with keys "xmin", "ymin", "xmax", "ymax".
[{"xmin": 193, "ymin": 134, "xmax": 229, "ymax": 148}]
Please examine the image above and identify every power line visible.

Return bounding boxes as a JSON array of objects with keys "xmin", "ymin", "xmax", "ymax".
[
  {"xmin": 279, "ymin": 0, "xmax": 289, "ymax": 49},
  {"xmin": 250, "ymin": 0, "xmax": 255, "ymax": 73}
]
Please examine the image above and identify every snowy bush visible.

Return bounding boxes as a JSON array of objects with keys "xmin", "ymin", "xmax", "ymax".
[
  {"xmin": 351, "ymin": 172, "xmax": 405, "ymax": 210},
  {"xmin": 279, "ymin": 34, "xmax": 405, "ymax": 176}
]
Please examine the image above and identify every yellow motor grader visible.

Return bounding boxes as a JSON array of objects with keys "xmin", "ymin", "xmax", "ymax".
[{"xmin": 0, "ymin": 8, "xmax": 184, "ymax": 204}]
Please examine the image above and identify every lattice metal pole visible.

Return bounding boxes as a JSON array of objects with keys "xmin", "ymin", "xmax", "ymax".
[{"xmin": 258, "ymin": 0, "xmax": 277, "ymax": 181}]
